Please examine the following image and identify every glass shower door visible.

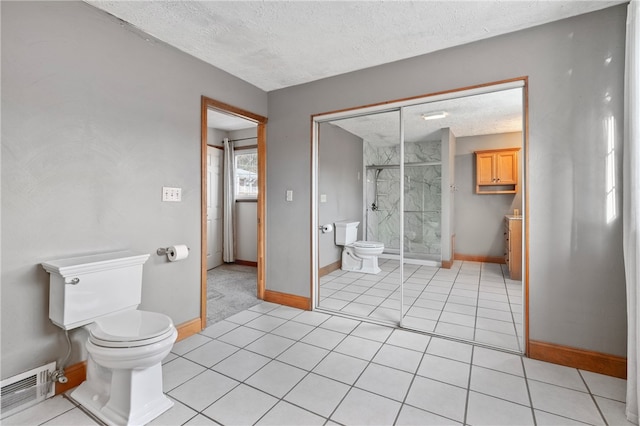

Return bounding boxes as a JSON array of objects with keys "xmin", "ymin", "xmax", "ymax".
[{"xmin": 400, "ymin": 103, "xmax": 448, "ymax": 332}]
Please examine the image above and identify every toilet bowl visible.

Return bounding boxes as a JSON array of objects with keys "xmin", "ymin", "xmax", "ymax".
[
  {"xmin": 42, "ymin": 251, "xmax": 177, "ymax": 426},
  {"xmin": 72, "ymin": 310, "xmax": 177, "ymax": 426},
  {"xmin": 335, "ymin": 222, "xmax": 385, "ymax": 275},
  {"xmin": 342, "ymin": 241, "xmax": 385, "ymax": 274}
]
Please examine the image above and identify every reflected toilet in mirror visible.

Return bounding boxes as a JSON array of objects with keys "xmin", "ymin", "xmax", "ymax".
[{"xmin": 335, "ymin": 221, "xmax": 384, "ymax": 274}]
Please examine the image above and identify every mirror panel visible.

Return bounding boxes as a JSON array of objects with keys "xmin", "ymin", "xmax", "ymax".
[
  {"xmin": 401, "ymin": 102, "xmax": 446, "ymax": 333},
  {"xmin": 317, "ymin": 111, "xmax": 402, "ymax": 322}
]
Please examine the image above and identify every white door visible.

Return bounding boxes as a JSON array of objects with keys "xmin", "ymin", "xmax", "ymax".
[{"xmin": 207, "ymin": 146, "xmax": 224, "ymax": 270}]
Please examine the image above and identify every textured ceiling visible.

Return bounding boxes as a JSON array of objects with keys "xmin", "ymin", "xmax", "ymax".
[
  {"xmin": 208, "ymin": 88, "xmax": 523, "ymax": 138},
  {"xmin": 330, "ymin": 88, "xmax": 523, "ymax": 146},
  {"xmin": 86, "ymin": 1, "xmax": 624, "ymax": 92}
]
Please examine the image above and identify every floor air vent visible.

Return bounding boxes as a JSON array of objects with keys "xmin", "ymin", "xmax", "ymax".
[{"xmin": 0, "ymin": 362, "xmax": 56, "ymax": 419}]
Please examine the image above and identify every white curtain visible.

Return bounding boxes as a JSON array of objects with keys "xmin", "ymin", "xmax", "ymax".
[
  {"xmin": 223, "ymin": 138, "xmax": 235, "ymax": 263},
  {"xmin": 625, "ymin": 1, "xmax": 640, "ymax": 424}
]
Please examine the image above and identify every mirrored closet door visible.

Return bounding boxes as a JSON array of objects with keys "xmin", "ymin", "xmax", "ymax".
[
  {"xmin": 316, "ymin": 110, "xmax": 403, "ymax": 322},
  {"xmin": 313, "ymin": 80, "xmax": 526, "ymax": 353}
]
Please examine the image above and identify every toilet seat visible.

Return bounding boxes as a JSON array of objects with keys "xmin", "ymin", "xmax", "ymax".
[
  {"xmin": 352, "ymin": 241, "xmax": 384, "ymax": 249},
  {"xmin": 90, "ymin": 310, "xmax": 175, "ymax": 348}
]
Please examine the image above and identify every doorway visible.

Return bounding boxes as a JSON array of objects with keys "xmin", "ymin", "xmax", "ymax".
[
  {"xmin": 200, "ymin": 96, "xmax": 267, "ymax": 329},
  {"xmin": 312, "ymin": 78, "xmax": 528, "ymax": 353}
]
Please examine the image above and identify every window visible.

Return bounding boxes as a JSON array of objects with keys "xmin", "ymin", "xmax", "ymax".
[{"xmin": 235, "ymin": 149, "xmax": 258, "ymax": 199}]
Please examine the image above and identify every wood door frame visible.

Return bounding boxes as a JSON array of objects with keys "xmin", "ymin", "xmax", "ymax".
[{"xmin": 200, "ymin": 96, "xmax": 267, "ymax": 330}]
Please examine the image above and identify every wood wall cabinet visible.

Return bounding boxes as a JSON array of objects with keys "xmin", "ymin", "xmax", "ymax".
[
  {"xmin": 504, "ymin": 215, "xmax": 522, "ymax": 280},
  {"xmin": 476, "ymin": 148, "xmax": 520, "ymax": 194}
]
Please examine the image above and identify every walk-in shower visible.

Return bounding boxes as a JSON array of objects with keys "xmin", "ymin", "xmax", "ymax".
[
  {"xmin": 369, "ymin": 168, "xmax": 383, "ymax": 212},
  {"xmin": 365, "ymin": 139, "xmax": 442, "ymax": 264}
]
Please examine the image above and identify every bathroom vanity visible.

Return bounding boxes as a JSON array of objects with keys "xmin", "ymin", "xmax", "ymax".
[{"xmin": 504, "ymin": 215, "xmax": 522, "ymax": 280}]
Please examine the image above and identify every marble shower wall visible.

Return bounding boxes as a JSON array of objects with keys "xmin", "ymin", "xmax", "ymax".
[{"xmin": 365, "ymin": 140, "xmax": 442, "ymax": 257}]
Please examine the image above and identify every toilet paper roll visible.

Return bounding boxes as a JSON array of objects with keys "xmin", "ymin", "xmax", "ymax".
[
  {"xmin": 322, "ymin": 224, "xmax": 334, "ymax": 233},
  {"xmin": 167, "ymin": 245, "xmax": 189, "ymax": 262}
]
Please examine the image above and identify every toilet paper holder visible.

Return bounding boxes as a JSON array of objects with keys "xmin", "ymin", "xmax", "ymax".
[
  {"xmin": 319, "ymin": 224, "xmax": 333, "ymax": 233},
  {"xmin": 156, "ymin": 246, "xmax": 190, "ymax": 256}
]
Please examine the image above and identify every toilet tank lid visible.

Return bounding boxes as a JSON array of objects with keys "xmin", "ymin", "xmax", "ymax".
[
  {"xmin": 41, "ymin": 251, "xmax": 150, "ymax": 277},
  {"xmin": 334, "ymin": 221, "xmax": 360, "ymax": 228}
]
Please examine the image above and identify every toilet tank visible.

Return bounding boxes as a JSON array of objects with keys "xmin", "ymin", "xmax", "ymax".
[
  {"xmin": 334, "ymin": 221, "xmax": 359, "ymax": 245},
  {"xmin": 42, "ymin": 251, "xmax": 150, "ymax": 330}
]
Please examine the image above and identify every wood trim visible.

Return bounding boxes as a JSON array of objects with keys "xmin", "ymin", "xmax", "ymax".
[
  {"xmin": 257, "ymin": 122, "xmax": 267, "ymax": 300},
  {"xmin": 201, "ymin": 96, "xmax": 267, "ymax": 329},
  {"xmin": 319, "ymin": 260, "xmax": 341, "ymax": 277},
  {"xmin": 310, "ymin": 117, "xmax": 316, "ymax": 311},
  {"xmin": 176, "ymin": 317, "xmax": 202, "ymax": 342},
  {"xmin": 234, "ymin": 144, "xmax": 258, "ymax": 151},
  {"xmin": 441, "ymin": 236, "xmax": 455, "ymax": 269},
  {"xmin": 54, "ymin": 317, "xmax": 203, "ymax": 396},
  {"xmin": 202, "ymin": 97, "xmax": 267, "ymax": 124},
  {"xmin": 264, "ymin": 290, "xmax": 311, "ymax": 310},
  {"xmin": 55, "ymin": 361, "xmax": 86, "ymax": 395},
  {"xmin": 441, "ymin": 260, "xmax": 454, "ymax": 269},
  {"xmin": 523, "ymin": 77, "xmax": 530, "ymax": 356},
  {"xmin": 476, "ymin": 187, "xmax": 518, "ymax": 195},
  {"xmin": 234, "ymin": 259, "xmax": 258, "ymax": 267},
  {"xmin": 443, "ymin": 234, "xmax": 455, "ymax": 266},
  {"xmin": 201, "ymin": 97, "xmax": 209, "ymax": 330},
  {"xmin": 529, "ymin": 340, "xmax": 627, "ymax": 379},
  {"xmin": 311, "ymin": 77, "xmax": 528, "ymax": 120},
  {"xmin": 474, "ymin": 147, "xmax": 521, "ymax": 155},
  {"xmin": 454, "ymin": 253, "xmax": 505, "ymax": 264}
]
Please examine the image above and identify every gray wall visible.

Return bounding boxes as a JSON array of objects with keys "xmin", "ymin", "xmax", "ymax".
[
  {"xmin": 267, "ymin": 5, "xmax": 627, "ymax": 356},
  {"xmin": 1, "ymin": 1, "xmax": 267, "ymax": 379},
  {"xmin": 208, "ymin": 128, "xmax": 228, "ymax": 148},
  {"xmin": 229, "ymin": 128, "xmax": 259, "ymax": 263},
  {"xmin": 318, "ymin": 123, "xmax": 364, "ymax": 268},
  {"xmin": 236, "ymin": 202, "xmax": 258, "ymax": 263},
  {"xmin": 455, "ymin": 132, "xmax": 523, "ymax": 257},
  {"xmin": 229, "ymin": 128, "xmax": 258, "ymax": 148}
]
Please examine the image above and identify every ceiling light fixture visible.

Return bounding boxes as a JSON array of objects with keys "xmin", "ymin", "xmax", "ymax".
[{"xmin": 421, "ymin": 111, "xmax": 448, "ymax": 120}]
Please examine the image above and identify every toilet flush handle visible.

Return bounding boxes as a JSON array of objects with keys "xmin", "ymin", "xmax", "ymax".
[{"xmin": 65, "ymin": 278, "xmax": 80, "ymax": 285}]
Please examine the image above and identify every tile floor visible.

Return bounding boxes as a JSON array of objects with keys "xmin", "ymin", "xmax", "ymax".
[
  {"xmin": 3, "ymin": 302, "xmax": 631, "ymax": 426},
  {"xmin": 320, "ymin": 260, "xmax": 523, "ymax": 352}
]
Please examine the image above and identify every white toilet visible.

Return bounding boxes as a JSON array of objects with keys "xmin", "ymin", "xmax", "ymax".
[
  {"xmin": 335, "ymin": 221, "xmax": 384, "ymax": 274},
  {"xmin": 42, "ymin": 251, "xmax": 177, "ymax": 426}
]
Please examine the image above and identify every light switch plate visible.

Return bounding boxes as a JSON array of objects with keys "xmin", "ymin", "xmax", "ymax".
[
  {"xmin": 320, "ymin": 194, "xmax": 327, "ymax": 203},
  {"xmin": 163, "ymin": 187, "xmax": 182, "ymax": 202},
  {"xmin": 286, "ymin": 190, "xmax": 293, "ymax": 202}
]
